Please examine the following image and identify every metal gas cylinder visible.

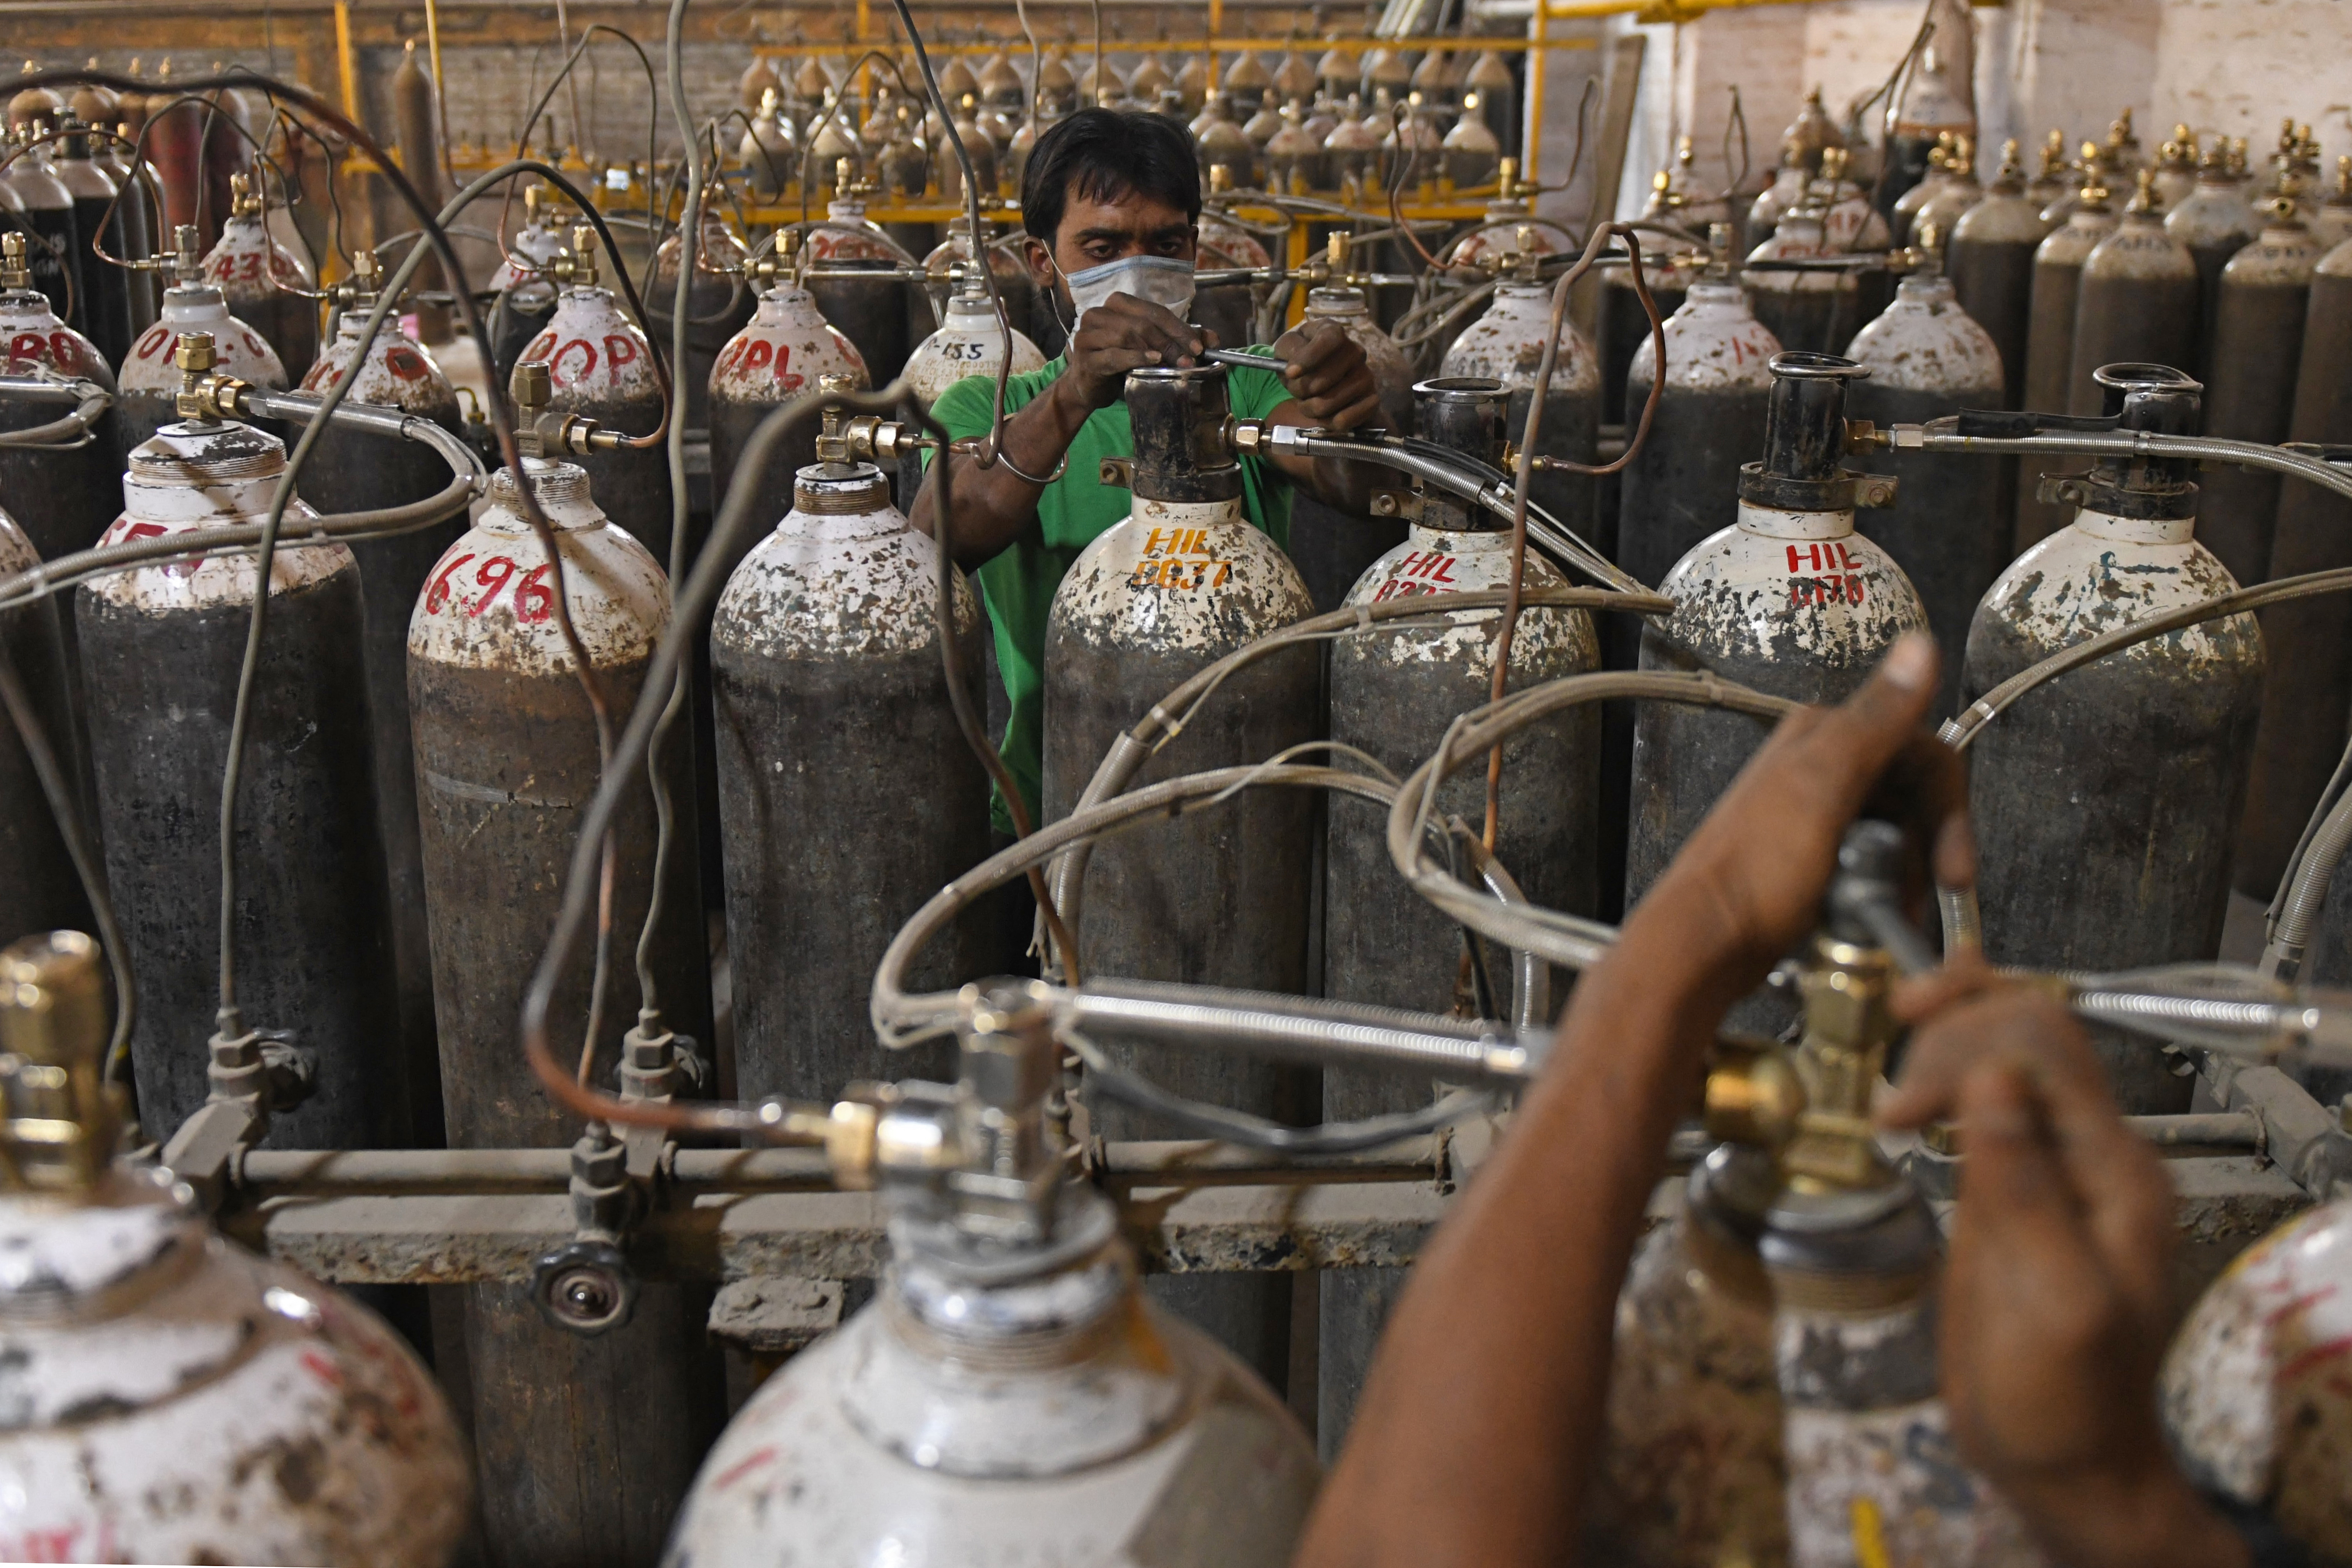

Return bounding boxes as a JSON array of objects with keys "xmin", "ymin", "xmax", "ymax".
[
  {"xmin": 1742, "ymin": 198, "xmax": 1859, "ymax": 356},
  {"xmin": 1964, "ymin": 365, "xmax": 2263, "ymax": 1113},
  {"xmin": 713, "ymin": 456, "xmax": 990, "ymax": 1097},
  {"xmin": 2239, "ymin": 235, "xmax": 2352, "ymax": 904},
  {"xmin": 807, "ymin": 174, "xmax": 917, "ymax": 385},
  {"xmin": 898, "ymin": 282, "xmax": 1044, "ymax": 502},
  {"xmin": 50, "ymin": 119, "xmax": 133, "ymax": 366},
  {"xmin": 91, "ymin": 116, "xmax": 158, "ymax": 338},
  {"xmin": 666, "ymin": 982, "xmax": 1319, "ymax": 1567},
  {"xmin": 1440, "ymin": 277, "xmax": 1602, "ymax": 538},
  {"xmin": 1598, "ymin": 247, "xmax": 1696, "ymax": 436},
  {"xmin": 296, "ymin": 260, "xmax": 466, "ymax": 1140},
  {"xmin": 2167, "ymin": 143, "xmax": 2261, "ymax": 381},
  {"xmin": 2012, "ymin": 180, "xmax": 2117, "ymax": 552},
  {"xmin": 2196, "ymin": 198, "xmax": 2321, "ymax": 588},
  {"xmin": 1319, "ymin": 376, "xmax": 1599, "ymax": 1452},
  {"xmin": 1909, "ymin": 135, "xmax": 1982, "ymax": 245},
  {"xmin": 2151, "ymin": 129, "xmax": 2200, "ymax": 212},
  {"xmin": 923, "ymin": 216, "xmax": 1050, "ymax": 358},
  {"xmin": 407, "ymin": 419, "xmax": 719, "ymax": 1566},
  {"xmin": 1747, "ymin": 147, "xmax": 1807, "ymax": 252},
  {"xmin": 740, "ymin": 86, "xmax": 799, "ymax": 200},
  {"xmin": 1194, "ymin": 188, "xmax": 1271, "ymax": 360},
  {"xmin": 2068, "ymin": 170, "xmax": 2199, "ymax": 415},
  {"xmin": 78, "ymin": 414, "xmax": 402, "ymax": 1150},
  {"xmin": 0, "ymin": 233, "xmax": 119, "ymax": 563},
  {"xmin": 0, "ymin": 509, "xmax": 90, "ymax": 944},
  {"xmin": 201, "ymin": 172, "xmax": 316, "ymax": 378},
  {"xmin": 2163, "ymin": 1197, "xmax": 2352, "ymax": 1561},
  {"xmin": 1844, "ymin": 252, "xmax": 2006, "ymax": 718},
  {"xmin": 649, "ymin": 202, "xmax": 754, "ymax": 432},
  {"xmin": 1817, "ymin": 148, "xmax": 1896, "ymax": 322},
  {"xmin": 118, "ymin": 226, "xmax": 285, "ymax": 451},
  {"xmin": 1585, "ymin": 1143, "xmax": 1787, "ymax": 1567},
  {"xmin": 0, "ymin": 121, "xmax": 81, "ymax": 326},
  {"xmin": 1947, "ymin": 139, "xmax": 2048, "ymax": 410},
  {"xmin": 708, "ymin": 271, "xmax": 870, "ymax": 571},
  {"xmin": 519, "ymin": 227, "xmax": 675, "ymax": 566},
  {"xmin": 1286, "ymin": 284, "xmax": 1412, "ymax": 611},
  {"xmin": 1628, "ymin": 355, "xmax": 1926, "ymax": 929},
  {"xmin": 1890, "ymin": 140, "xmax": 1952, "ymax": 244},
  {"xmin": 0, "ymin": 932, "xmax": 470, "ymax": 1567},
  {"xmin": 1043, "ymin": 364, "xmax": 1318, "ymax": 1386},
  {"xmin": 1620, "ymin": 230, "xmax": 1782, "ymax": 592},
  {"xmin": 2315, "ymin": 156, "xmax": 2352, "ymax": 252},
  {"xmin": 485, "ymin": 183, "xmax": 567, "ymax": 388},
  {"xmin": 1445, "ymin": 165, "xmax": 1573, "ymax": 275}
]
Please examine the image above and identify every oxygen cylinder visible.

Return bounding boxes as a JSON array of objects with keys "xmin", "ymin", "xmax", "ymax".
[
  {"xmin": 0, "ymin": 509, "xmax": 91, "ymax": 944},
  {"xmin": 2315, "ymin": 156, "xmax": 2352, "ymax": 252},
  {"xmin": 1947, "ymin": 139, "xmax": 2047, "ymax": 410},
  {"xmin": 2162, "ymin": 1197, "xmax": 2352, "ymax": 1563},
  {"xmin": 486, "ymin": 184, "xmax": 565, "ymax": 388},
  {"xmin": 520, "ymin": 228, "xmax": 676, "ymax": 567},
  {"xmin": 202, "ymin": 173, "xmax": 316, "ymax": 377},
  {"xmin": 1444, "ymin": 168, "xmax": 1572, "ymax": 277},
  {"xmin": 1844, "ymin": 254, "xmax": 2006, "ymax": 718},
  {"xmin": 740, "ymin": 87, "xmax": 798, "ymax": 201},
  {"xmin": 713, "ymin": 457, "xmax": 990, "ymax": 1096},
  {"xmin": 1627, "ymin": 355, "xmax": 1926, "ymax": 950},
  {"xmin": 649, "ymin": 203, "xmax": 754, "ymax": 432},
  {"xmin": 117, "ymin": 229, "xmax": 284, "ymax": 451},
  {"xmin": 2195, "ymin": 200, "xmax": 2320, "ymax": 589},
  {"xmin": 1318, "ymin": 376, "xmax": 1600, "ymax": 1452},
  {"xmin": 1911, "ymin": 137, "xmax": 1982, "ymax": 244},
  {"xmin": 2068, "ymin": 171, "xmax": 2199, "ymax": 416},
  {"xmin": 924, "ymin": 217, "xmax": 1051, "ymax": 358},
  {"xmin": 295, "ymin": 267, "xmax": 466, "ymax": 1142},
  {"xmin": 1439, "ymin": 279, "xmax": 1602, "ymax": 538},
  {"xmin": 2168, "ymin": 143, "xmax": 2262, "ymax": 381},
  {"xmin": 898, "ymin": 282, "xmax": 1043, "ymax": 502},
  {"xmin": 0, "ymin": 933, "xmax": 471, "ymax": 1566},
  {"xmin": 0, "ymin": 236, "xmax": 119, "ymax": 564},
  {"xmin": 50, "ymin": 121, "xmax": 132, "ymax": 366},
  {"xmin": 1043, "ymin": 363, "xmax": 1318, "ymax": 1388},
  {"xmin": 0, "ymin": 123, "xmax": 79, "ymax": 329},
  {"xmin": 1285, "ymin": 285, "xmax": 1412, "ymax": 611},
  {"xmin": 2012, "ymin": 182, "xmax": 2116, "ymax": 552},
  {"xmin": 91, "ymin": 111, "xmax": 158, "ymax": 337},
  {"xmin": 407, "ymin": 429, "xmax": 720, "ymax": 1568},
  {"xmin": 1742, "ymin": 200, "xmax": 1858, "ymax": 356},
  {"xmin": 1747, "ymin": 147, "xmax": 1809, "ymax": 251},
  {"xmin": 1598, "ymin": 250, "xmax": 1695, "ymax": 437},
  {"xmin": 807, "ymin": 175, "xmax": 916, "ymax": 384},
  {"xmin": 390, "ymin": 40, "xmax": 450, "ymax": 347},
  {"xmin": 142, "ymin": 62, "xmax": 203, "ymax": 242},
  {"xmin": 1585, "ymin": 1143, "xmax": 1787, "ymax": 1567},
  {"xmin": 666, "ymin": 982, "xmax": 1319, "ymax": 1566},
  {"xmin": 1964, "ymin": 365, "xmax": 2263, "ymax": 1113},
  {"xmin": 2239, "ymin": 238, "xmax": 2352, "ymax": 904},
  {"xmin": 708, "ymin": 274, "xmax": 870, "ymax": 571},
  {"xmin": 1619, "ymin": 238, "xmax": 1782, "ymax": 592},
  {"xmin": 78, "ymin": 415, "xmax": 403, "ymax": 1150}
]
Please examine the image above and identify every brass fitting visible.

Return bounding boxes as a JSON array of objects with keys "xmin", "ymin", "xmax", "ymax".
[
  {"xmin": 229, "ymin": 170, "xmax": 262, "ymax": 220},
  {"xmin": 1781, "ymin": 932, "xmax": 1900, "ymax": 1191},
  {"xmin": 510, "ymin": 357, "xmax": 618, "ymax": 457},
  {"xmin": 0, "ymin": 931, "xmax": 119, "ymax": 1195},
  {"xmin": 0, "ymin": 231, "xmax": 26, "ymax": 291},
  {"xmin": 173, "ymin": 331, "xmax": 257, "ymax": 420},
  {"xmin": 548, "ymin": 224, "xmax": 600, "ymax": 289}
]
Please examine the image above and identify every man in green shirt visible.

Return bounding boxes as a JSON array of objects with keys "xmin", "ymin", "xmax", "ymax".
[{"xmin": 914, "ymin": 107, "xmax": 1384, "ymax": 832}]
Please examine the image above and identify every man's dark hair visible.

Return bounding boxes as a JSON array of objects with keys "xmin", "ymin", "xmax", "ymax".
[{"xmin": 1020, "ymin": 107, "xmax": 1201, "ymax": 245}]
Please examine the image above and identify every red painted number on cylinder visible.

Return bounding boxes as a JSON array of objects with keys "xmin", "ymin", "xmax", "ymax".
[
  {"xmin": 469, "ymin": 556, "xmax": 516, "ymax": 614},
  {"xmin": 134, "ymin": 324, "xmax": 172, "ymax": 360},
  {"xmin": 512, "ymin": 563, "xmax": 555, "ymax": 622},
  {"xmin": 424, "ymin": 551, "xmax": 476, "ymax": 613}
]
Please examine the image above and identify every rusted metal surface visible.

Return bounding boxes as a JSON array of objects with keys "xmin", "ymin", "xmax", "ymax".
[
  {"xmin": 1440, "ymin": 281, "xmax": 1602, "ymax": 536},
  {"xmin": 0, "ymin": 505, "xmax": 91, "ymax": 947},
  {"xmin": 202, "ymin": 208, "xmax": 317, "ymax": 378},
  {"xmin": 118, "ymin": 282, "xmax": 286, "ymax": 452},
  {"xmin": 80, "ymin": 419, "xmax": 404, "ymax": 1152},
  {"xmin": 0, "ymin": 279, "xmax": 120, "ymax": 568}
]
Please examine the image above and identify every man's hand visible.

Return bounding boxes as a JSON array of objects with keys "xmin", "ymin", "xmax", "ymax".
[
  {"xmin": 1058, "ymin": 292, "xmax": 1211, "ymax": 412},
  {"xmin": 1272, "ymin": 317, "xmax": 1384, "ymax": 431},
  {"xmin": 1878, "ymin": 975, "xmax": 2251, "ymax": 1568}
]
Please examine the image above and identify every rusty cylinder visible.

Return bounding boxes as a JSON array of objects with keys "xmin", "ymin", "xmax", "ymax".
[
  {"xmin": 1284, "ymin": 286, "xmax": 1413, "ymax": 612},
  {"xmin": 2196, "ymin": 203, "xmax": 2321, "ymax": 589},
  {"xmin": 2011, "ymin": 185, "xmax": 2116, "ymax": 553},
  {"xmin": 2067, "ymin": 175, "xmax": 2200, "ymax": 418}
]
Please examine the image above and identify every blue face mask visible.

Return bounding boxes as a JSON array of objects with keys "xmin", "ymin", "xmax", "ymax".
[{"xmin": 1053, "ymin": 252, "xmax": 1198, "ymax": 333}]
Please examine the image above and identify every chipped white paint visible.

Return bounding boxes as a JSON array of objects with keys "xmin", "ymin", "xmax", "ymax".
[
  {"xmin": 710, "ymin": 283, "xmax": 869, "ymax": 405},
  {"xmin": 200, "ymin": 211, "xmax": 314, "ymax": 314},
  {"xmin": 1629, "ymin": 279, "xmax": 1783, "ymax": 392},
  {"xmin": 1302, "ymin": 286, "xmax": 1414, "ymax": 434},
  {"xmin": 1341, "ymin": 523, "xmax": 1598, "ymax": 675},
  {"xmin": 0, "ymin": 511, "xmax": 32, "ymax": 576},
  {"xmin": 2163, "ymin": 1197, "xmax": 2352, "ymax": 1558},
  {"xmin": 0, "ymin": 1165, "xmax": 467, "ymax": 1567},
  {"xmin": 1974, "ymin": 505, "xmax": 2257, "ymax": 667},
  {"xmin": 1588, "ymin": 1207, "xmax": 1786, "ymax": 1567},
  {"xmin": 714, "ymin": 461, "xmax": 976, "ymax": 661},
  {"xmin": 1196, "ymin": 208, "xmax": 1273, "ymax": 271},
  {"xmin": 1658, "ymin": 502, "xmax": 1928, "ymax": 664},
  {"xmin": 1782, "ymin": 1389, "xmax": 2045, "ymax": 1566},
  {"xmin": 805, "ymin": 198, "xmax": 901, "ymax": 267},
  {"xmin": 1745, "ymin": 211, "xmax": 1855, "ymax": 299},
  {"xmin": 903, "ymin": 291, "xmax": 1044, "ymax": 411},
  {"xmin": 119, "ymin": 285, "xmax": 285, "ymax": 398},
  {"xmin": 491, "ymin": 218, "xmax": 565, "ymax": 314},
  {"xmin": 302, "ymin": 312, "xmax": 457, "ymax": 416},
  {"xmin": 1439, "ymin": 282, "xmax": 1601, "ymax": 394},
  {"xmin": 1821, "ymin": 180, "xmax": 1894, "ymax": 254},
  {"xmin": 407, "ymin": 459, "xmax": 668, "ymax": 677},
  {"xmin": 87, "ymin": 422, "xmax": 350, "ymax": 615},
  {"xmin": 664, "ymin": 1242, "xmax": 1316, "ymax": 1566},
  {"xmin": 2085, "ymin": 208, "xmax": 2198, "ymax": 283},
  {"xmin": 521, "ymin": 285, "xmax": 664, "ymax": 408},
  {"xmin": 1050, "ymin": 496, "xmax": 1314, "ymax": 655},
  {"xmin": 1844, "ymin": 273, "xmax": 2005, "ymax": 395},
  {"xmin": 1447, "ymin": 200, "xmax": 1575, "ymax": 271},
  {"xmin": 0, "ymin": 287, "xmax": 113, "ymax": 385},
  {"xmin": 1749, "ymin": 166, "xmax": 1807, "ymax": 240}
]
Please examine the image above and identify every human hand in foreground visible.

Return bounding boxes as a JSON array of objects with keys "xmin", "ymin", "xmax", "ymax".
[
  {"xmin": 1270, "ymin": 316, "xmax": 1383, "ymax": 431},
  {"xmin": 1061, "ymin": 293, "xmax": 1211, "ymax": 410},
  {"xmin": 1879, "ymin": 964, "xmax": 2250, "ymax": 1568}
]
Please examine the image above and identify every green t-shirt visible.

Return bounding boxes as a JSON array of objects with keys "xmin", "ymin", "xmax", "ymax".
[{"xmin": 926, "ymin": 351, "xmax": 1296, "ymax": 832}]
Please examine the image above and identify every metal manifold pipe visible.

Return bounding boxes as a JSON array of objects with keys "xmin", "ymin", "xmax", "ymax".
[
  {"xmin": 1891, "ymin": 420, "xmax": 2352, "ymax": 506},
  {"xmin": 0, "ymin": 374, "xmax": 113, "ymax": 449}
]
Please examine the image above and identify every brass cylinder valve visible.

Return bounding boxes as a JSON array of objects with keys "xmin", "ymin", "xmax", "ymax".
[
  {"xmin": 510, "ymin": 356, "xmax": 620, "ymax": 458},
  {"xmin": 549, "ymin": 224, "xmax": 600, "ymax": 289},
  {"xmin": 0, "ymin": 931, "xmax": 118, "ymax": 1195},
  {"xmin": 0, "ymin": 231, "xmax": 27, "ymax": 292}
]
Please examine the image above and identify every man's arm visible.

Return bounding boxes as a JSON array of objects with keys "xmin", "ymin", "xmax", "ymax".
[
  {"xmin": 1294, "ymin": 632, "xmax": 1968, "ymax": 1566},
  {"xmin": 1263, "ymin": 318, "xmax": 1383, "ymax": 514}
]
